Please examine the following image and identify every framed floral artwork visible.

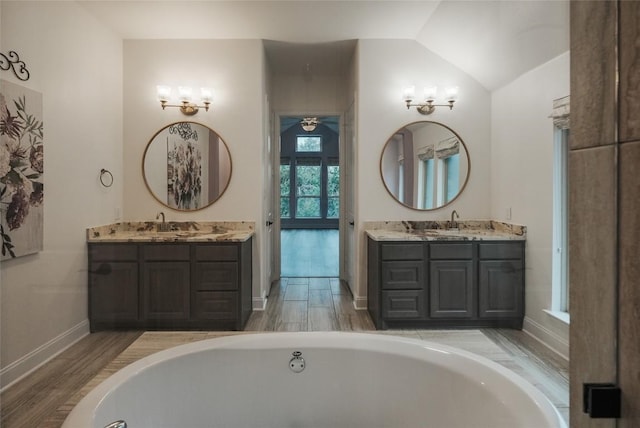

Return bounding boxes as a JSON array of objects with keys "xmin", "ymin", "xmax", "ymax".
[{"xmin": 0, "ymin": 79, "xmax": 44, "ymax": 260}]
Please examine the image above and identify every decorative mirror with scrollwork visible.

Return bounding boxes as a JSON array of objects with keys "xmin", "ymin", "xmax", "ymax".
[
  {"xmin": 380, "ymin": 121, "xmax": 470, "ymax": 210},
  {"xmin": 142, "ymin": 122, "xmax": 232, "ymax": 211}
]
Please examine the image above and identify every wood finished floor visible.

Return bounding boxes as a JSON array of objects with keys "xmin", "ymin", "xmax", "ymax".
[{"xmin": 1, "ymin": 277, "xmax": 569, "ymax": 428}]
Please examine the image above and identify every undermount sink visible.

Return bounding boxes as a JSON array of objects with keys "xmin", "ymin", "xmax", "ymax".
[{"xmin": 155, "ymin": 224, "xmax": 173, "ymax": 232}]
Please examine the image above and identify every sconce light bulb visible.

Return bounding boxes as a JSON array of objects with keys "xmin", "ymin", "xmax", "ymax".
[
  {"xmin": 200, "ymin": 87, "xmax": 213, "ymax": 103},
  {"xmin": 445, "ymin": 86, "xmax": 459, "ymax": 102},
  {"xmin": 423, "ymin": 86, "xmax": 437, "ymax": 102},
  {"xmin": 402, "ymin": 86, "xmax": 416, "ymax": 102},
  {"xmin": 178, "ymin": 86, "xmax": 193, "ymax": 102},
  {"xmin": 156, "ymin": 85, "xmax": 171, "ymax": 102}
]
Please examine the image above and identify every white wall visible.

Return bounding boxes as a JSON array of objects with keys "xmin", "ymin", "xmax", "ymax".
[
  {"xmin": 356, "ymin": 39, "xmax": 492, "ymax": 304},
  {"xmin": 122, "ymin": 40, "xmax": 267, "ymax": 304},
  {"xmin": 491, "ymin": 52, "xmax": 570, "ymax": 358},
  {"xmin": 0, "ymin": 1, "xmax": 123, "ymax": 388}
]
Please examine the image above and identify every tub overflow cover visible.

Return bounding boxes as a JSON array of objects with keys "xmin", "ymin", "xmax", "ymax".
[{"xmin": 289, "ymin": 351, "xmax": 305, "ymax": 373}]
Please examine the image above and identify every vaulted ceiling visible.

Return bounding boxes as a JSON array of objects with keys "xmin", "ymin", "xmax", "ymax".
[{"xmin": 79, "ymin": 0, "xmax": 569, "ymax": 91}]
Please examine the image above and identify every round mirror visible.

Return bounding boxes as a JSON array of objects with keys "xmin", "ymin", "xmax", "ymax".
[
  {"xmin": 380, "ymin": 121, "xmax": 470, "ymax": 210},
  {"xmin": 143, "ymin": 122, "xmax": 232, "ymax": 211}
]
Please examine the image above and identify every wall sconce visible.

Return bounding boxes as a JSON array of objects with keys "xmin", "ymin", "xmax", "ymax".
[
  {"xmin": 403, "ymin": 86, "xmax": 458, "ymax": 115},
  {"xmin": 157, "ymin": 85, "xmax": 212, "ymax": 116},
  {"xmin": 300, "ymin": 117, "xmax": 320, "ymax": 132}
]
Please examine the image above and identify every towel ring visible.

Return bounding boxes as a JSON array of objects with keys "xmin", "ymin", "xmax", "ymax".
[{"xmin": 100, "ymin": 169, "xmax": 114, "ymax": 187}]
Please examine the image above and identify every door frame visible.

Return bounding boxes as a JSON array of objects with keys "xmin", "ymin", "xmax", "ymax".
[{"xmin": 271, "ymin": 111, "xmax": 346, "ymax": 280}]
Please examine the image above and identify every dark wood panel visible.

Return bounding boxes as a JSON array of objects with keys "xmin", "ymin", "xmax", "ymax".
[
  {"xmin": 194, "ymin": 291, "xmax": 238, "ymax": 320},
  {"xmin": 380, "ymin": 243, "xmax": 424, "ymax": 260},
  {"xmin": 381, "ymin": 260, "xmax": 424, "ymax": 290},
  {"xmin": 429, "ymin": 243, "xmax": 473, "ymax": 259},
  {"xmin": 89, "ymin": 243, "xmax": 138, "ymax": 261},
  {"xmin": 429, "ymin": 260, "xmax": 474, "ymax": 318},
  {"xmin": 478, "ymin": 260, "xmax": 523, "ymax": 318},
  {"xmin": 478, "ymin": 242, "xmax": 523, "ymax": 260},
  {"xmin": 381, "ymin": 290, "xmax": 425, "ymax": 319},
  {"xmin": 89, "ymin": 262, "xmax": 139, "ymax": 323},
  {"xmin": 142, "ymin": 244, "xmax": 190, "ymax": 261},
  {"xmin": 195, "ymin": 244, "xmax": 238, "ymax": 261},
  {"xmin": 88, "ymin": 239, "xmax": 252, "ymax": 331},
  {"xmin": 143, "ymin": 262, "xmax": 190, "ymax": 320},
  {"xmin": 194, "ymin": 262, "xmax": 238, "ymax": 290}
]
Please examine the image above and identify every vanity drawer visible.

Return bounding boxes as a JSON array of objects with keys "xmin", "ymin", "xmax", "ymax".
[
  {"xmin": 193, "ymin": 291, "xmax": 238, "ymax": 320},
  {"xmin": 479, "ymin": 242, "xmax": 523, "ymax": 260},
  {"xmin": 429, "ymin": 243, "xmax": 473, "ymax": 260},
  {"xmin": 381, "ymin": 243, "xmax": 424, "ymax": 261},
  {"xmin": 90, "ymin": 244, "xmax": 138, "ymax": 261},
  {"xmin": 381, "ymin": 290, "xmax": 425, "ymax": 319},
  {"xmin": 381, "ymin": 261, "xmax": 424, "ymax": 289},
  {"xmin": 195, "ymin": 244, "xmax": 238, "ymax": 261},
  {"xmin": 142, "ymin": 244, "xmax": 190, "ymax": 261},
  {"xmin": 194, "ymin": 262, "xmax": 239, "ymax": 291}
]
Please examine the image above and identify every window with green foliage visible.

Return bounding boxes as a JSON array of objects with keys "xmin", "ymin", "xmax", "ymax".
[
  {"xmin": 296, "ymin": 136, "xmax": 322, "ymax": 152},
  {"xmin": 280, "ymin": 128, "xmax": 340, "ymax": 227},
  {"xmin": 295, "ymin": 163, "xmax": 321, "ymax": 217},
  {"xmin": 327, "ymin": 164, "xmax": 340, "ymax": 218},
  {"xmin": 280, "ymin": 163, "xmax": 290, "ymax": 218}
]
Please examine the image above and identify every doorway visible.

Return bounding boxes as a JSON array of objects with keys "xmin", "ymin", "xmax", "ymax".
[{"xmin": 279, "ymin": 116, "xmax": 340, "ymax": 277}]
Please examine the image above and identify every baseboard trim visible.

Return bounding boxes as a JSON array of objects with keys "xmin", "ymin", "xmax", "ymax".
[
  {"xmin": 253, "ymin": 297, "xmax": 267, "ymax": 311},
  {"xmin": 353, "ymin": 296, "xmax": 367, "ymax": 310},
  {"xmin": 1, "ymin": 319, "xmax": 90, "ymax": 392},
  {"xmin": 522, "ymin": 315, "xmax": 569, "ymax": 362}
]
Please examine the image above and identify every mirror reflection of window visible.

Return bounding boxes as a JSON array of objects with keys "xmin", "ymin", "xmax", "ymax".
[
  {"xmin": 380, "ymin": 121, "xmax": 469, "ymax": 210},
  {"xmin": 444, "ymin": 154, "xmax": 460, "ymax": 203},
  {"xmin": 418, "ymin": 158, "xmax": 435, "ymax": 209}
]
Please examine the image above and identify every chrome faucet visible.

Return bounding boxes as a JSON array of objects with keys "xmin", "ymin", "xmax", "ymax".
[
  {"xmin": 449, "ymin": 210, "xmax": 460, "ymax": 229},
  {"xmin": 156, "ymin": 211, "xmax": 169, "ymax": 232}
]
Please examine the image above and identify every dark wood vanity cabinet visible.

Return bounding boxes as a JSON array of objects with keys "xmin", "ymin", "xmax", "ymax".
[
  {"xmin": 368, "ymin": 238, "xmax": 524, "ymax": 329},
  {"xmin": 89, "ymin": 244, "xmax": 139, "ymax": 324},
  {"xmin": 89, "ymin": 239, "xmax": 252, "ymax": 332}
]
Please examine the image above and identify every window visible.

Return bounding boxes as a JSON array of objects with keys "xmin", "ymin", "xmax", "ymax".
[
  {"xmin": 295, "ymin": 161, "xmax": 321, "ymax": 218},
  {"xmin": 444, "ymin": 154, "xmax": 460, "ymax": 203},
  {"xmin": 552, "ymin": 128, "xmax": 569, "ymax": 313},
  {"xmin": 280, "ymin": 125, "xmax": 340, "ymax": 229},
  {"xmin": 296, "ymin": 136, "xmax": 322, "ymax": 152},
  {"xmin": 418, "ymin": 158, "xmax": 434, "ymax": 209},
  {"xmin": 397, "ymin": 159, "xmax": 404, "ymax": 203},
  {"xmin": 327, "ymin": 162, "xmax": 340, "ymax": 218},
  {"xmin": 280, "ymin": 162, "xmax": 291, "ymax": 218}
]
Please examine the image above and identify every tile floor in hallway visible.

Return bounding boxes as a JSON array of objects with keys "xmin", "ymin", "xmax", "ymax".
[{"xmin": 245, "ymin": 276, "xmax": 374, "ymax": 331}]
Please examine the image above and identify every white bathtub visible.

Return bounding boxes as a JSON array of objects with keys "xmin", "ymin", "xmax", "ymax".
[{"xmin": 63, "ymin": 332, "xmax": 566, "ymax": 428}]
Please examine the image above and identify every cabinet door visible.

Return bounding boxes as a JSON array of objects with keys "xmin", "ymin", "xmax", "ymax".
[
  {"xmin": 478, "ymin": 260, "xmax": 523, "ymax": 318},
  {"xmin": 429, "ymin": 260, "xmax": 474, "ymax": 318},
  {"xmin": 143, "ymin": 262, "xmax": 190, "ymax": 320},
  {"xmin": 90, "ymin": 262, "xmax": 138, "ymax": 322}
]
